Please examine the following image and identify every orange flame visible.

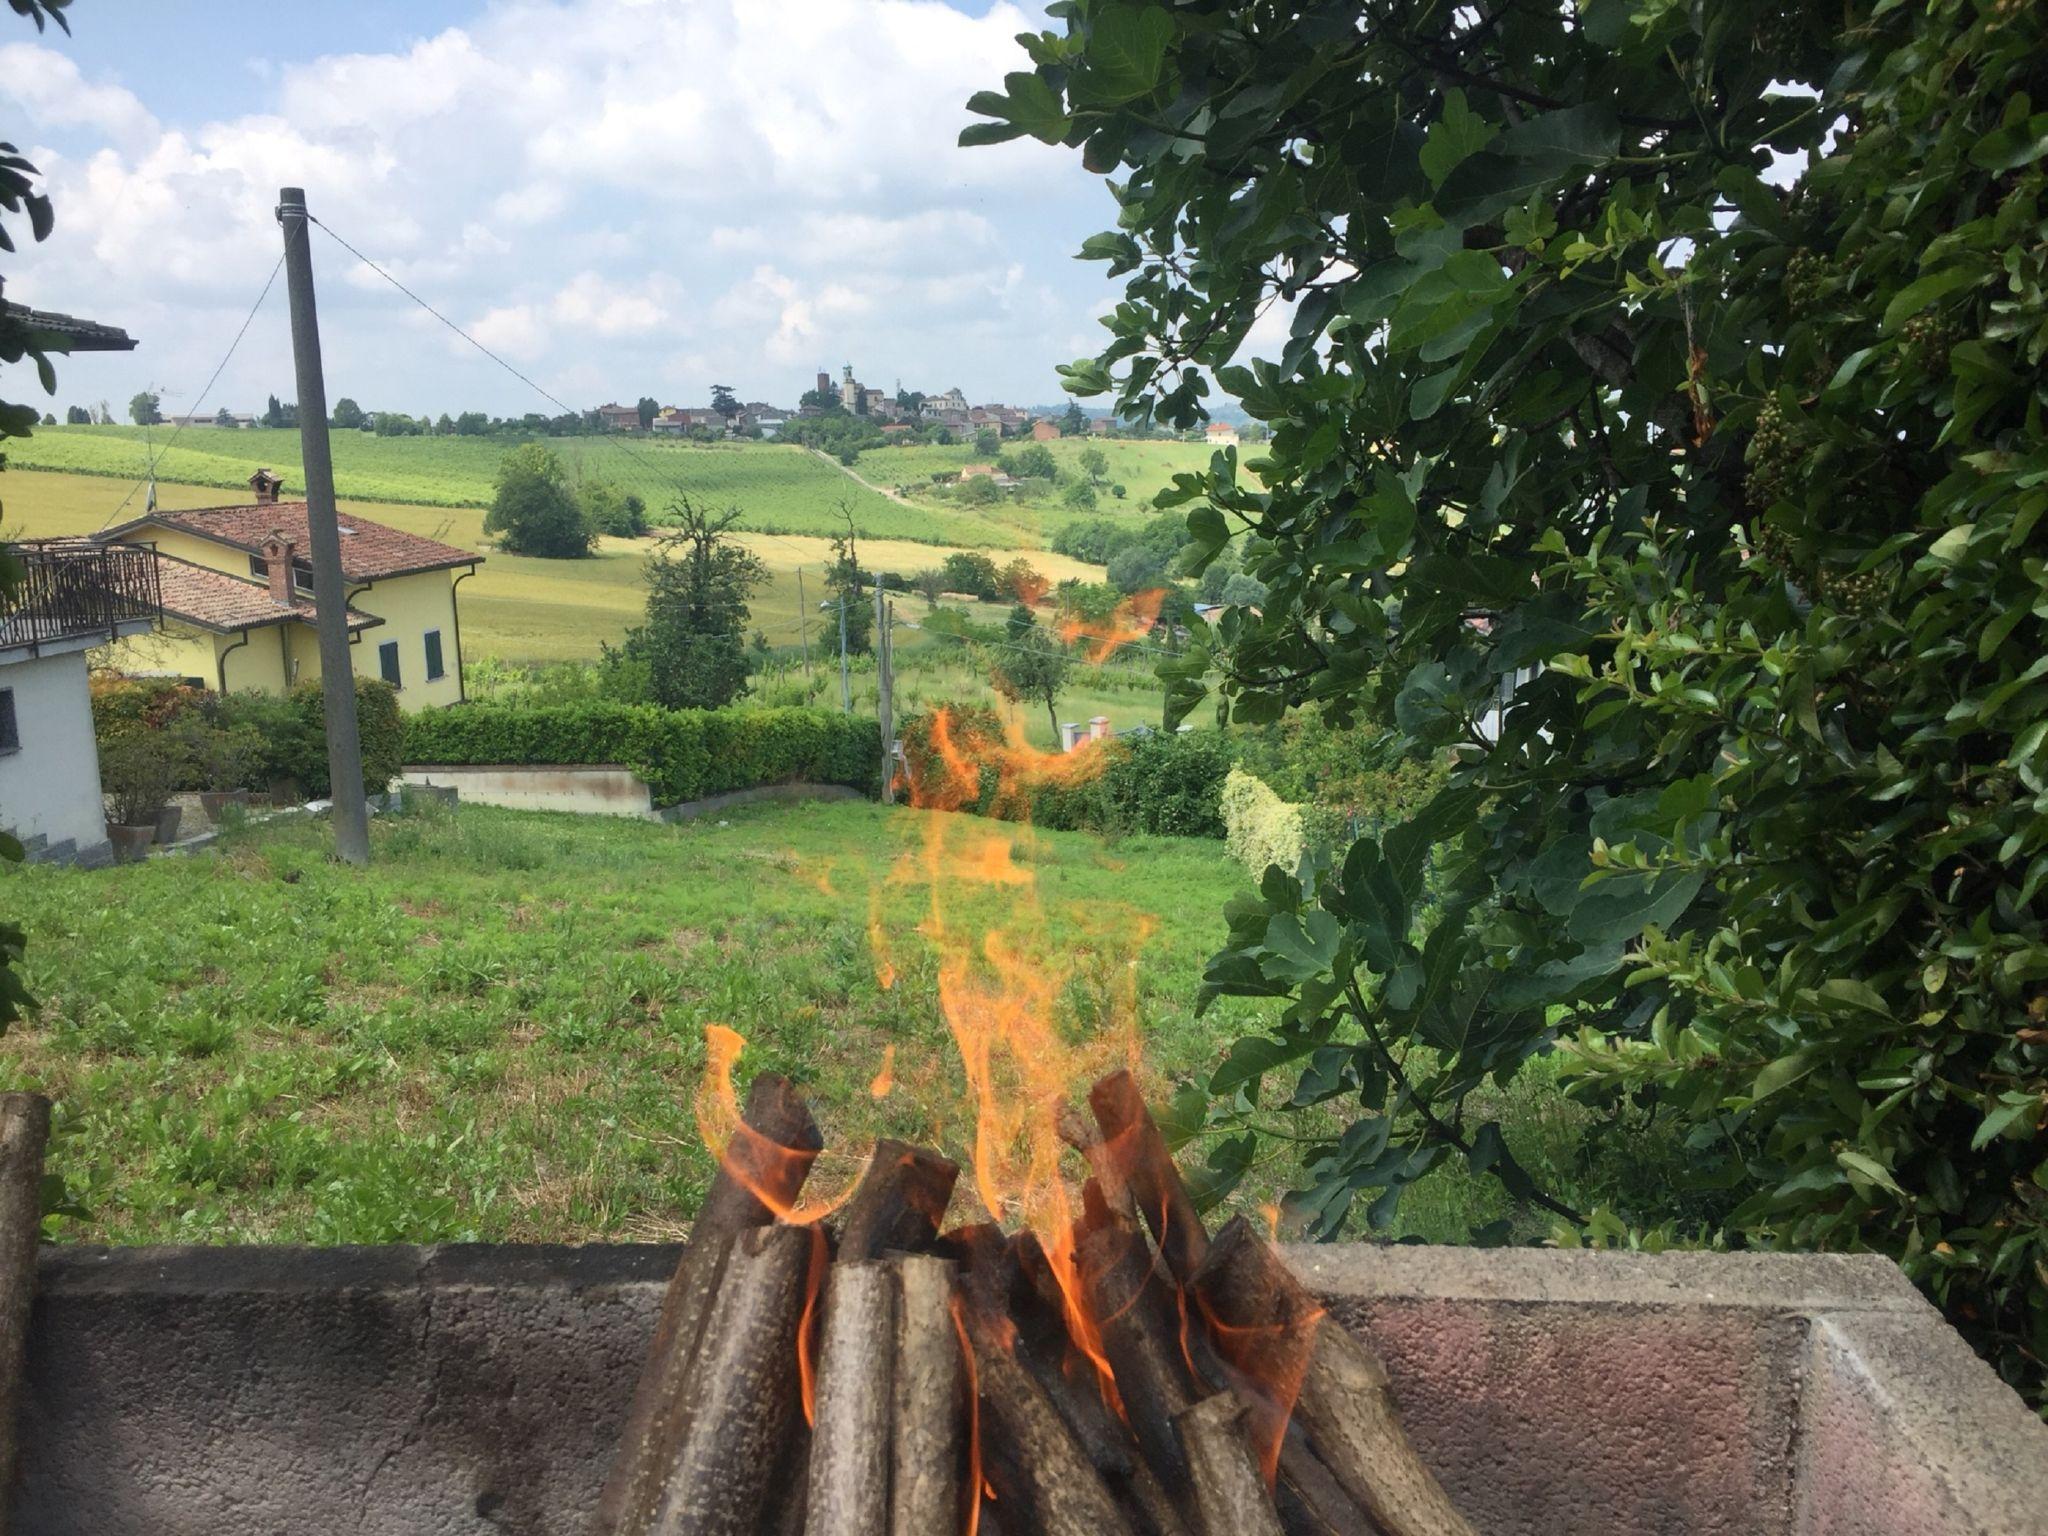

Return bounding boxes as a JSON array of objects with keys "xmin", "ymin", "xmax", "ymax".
[
  {"xmin": 950, "ymin": 1293, "xmax": 984, "ymax": 1536},
  {"xmin": 869, "ymin": 1044, "xmax": 896, "ymax": 1099},
  {"xmin": 1198, "ymin": 1292, "xmax": 1327, "ymax": 1490},
  {"xmin": 796, "ymin": 1223, "xmax": 830, "ymax": 1426},
  {"xmin": 692, "ymin": 1024, "xmax": 849, "ymax": 1226},
  {"xmin": 1057, "ymin": 586, "xmax": 1166, "ymax": 663}
]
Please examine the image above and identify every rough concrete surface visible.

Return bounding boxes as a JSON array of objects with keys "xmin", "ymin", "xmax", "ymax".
[{"xmin": 15, "ymin": 1243, "xmax": 2046, "ymax": 1535}]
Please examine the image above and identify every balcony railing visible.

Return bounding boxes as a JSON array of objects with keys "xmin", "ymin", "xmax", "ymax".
[{"xmin": 0, "ymin": 539, "xmax": 162, "ymax": 655}]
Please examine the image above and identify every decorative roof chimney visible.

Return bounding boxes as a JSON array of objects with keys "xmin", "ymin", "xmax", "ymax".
[
  {"xmin": 260, "ymin": 531, "xmax": 294, "ymax": 604},
  {"xmin": 249, "ymin": 468, "xmax": 285, "ymax": 504}
]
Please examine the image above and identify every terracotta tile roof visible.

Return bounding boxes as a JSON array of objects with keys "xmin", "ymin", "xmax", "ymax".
[
  {"xmin": 3, "ymin": 300, "xmax": 137, "ymax": 352},
  {"xmin": 101, "ymin": 502, "xmax": 480, "ymax": 581},
  {"xmin": 152, "ymin": 554, "xmax": 382, "ymax": 636}
]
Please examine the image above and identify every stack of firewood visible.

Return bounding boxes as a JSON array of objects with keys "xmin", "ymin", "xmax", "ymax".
[{"xmin": 592, "ymin": 1071, "xmax": 1474, "ymax": 1536}]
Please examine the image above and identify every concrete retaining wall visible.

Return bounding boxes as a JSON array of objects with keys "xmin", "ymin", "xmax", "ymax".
[
  {"xmin": 16, "ymin": 1244, "xmax": 2046, "ymax": 1535},
  {"xmin": 399, "ymin": 766, "xmax": 868, "ymax": 822},
  {"xmin": 400, "ymin": 764, "xmax": 653, "ymax": 817}
]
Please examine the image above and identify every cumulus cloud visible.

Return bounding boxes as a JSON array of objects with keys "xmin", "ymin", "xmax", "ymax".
[{"xmin": 0, "ymin": 0, "xmax": 1108, "ymax": 413}]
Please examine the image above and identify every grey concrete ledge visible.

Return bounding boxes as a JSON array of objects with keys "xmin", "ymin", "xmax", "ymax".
[{"xmin": 18, "ymin": 1243, "xmax": 2047, "ymax": 1536}]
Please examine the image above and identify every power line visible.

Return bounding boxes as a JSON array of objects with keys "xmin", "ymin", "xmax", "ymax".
[
  {"xmin": 96, "ymin": 253, "xmax": 286, "ymax": 531},
  {"xmin": 306, "ymin": 214, "xmax": 826, "ymax": 568}
]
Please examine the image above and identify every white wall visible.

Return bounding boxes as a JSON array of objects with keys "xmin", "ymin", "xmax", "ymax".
[{"xmin": 0, "ymin": 647, "xmax": 111, "ymax": 859}]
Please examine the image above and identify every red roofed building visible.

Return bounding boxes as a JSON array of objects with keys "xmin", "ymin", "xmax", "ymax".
[{"xmin": 96, "ymin": 468, "xmax": 482, "ymax": 706}]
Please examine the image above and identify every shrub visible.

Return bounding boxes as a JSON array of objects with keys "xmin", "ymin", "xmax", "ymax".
[
  {"xmin": 997, "ymin": 443, "xmax": 1057, "ymax": 481},
  {"xmin": 99, "ymin": 730, "xmax": 176, "ymax": 825},
  {"xmin": 1220, "ymin": 768, "xmax": 1305, "ymax": 880},
  {"xmin": 940, "ymin": 551, "xmax": 1003, "ymax": 601},
  {"xmin": 265, "ymin": 678, "xmax": 403, "ymax": 798},
  {"xmin": 484, "ymin": 442, "xmax": 592, "ymax": 558},
  {"xmin": 1061, "ymin": 482, "xmax": 1098, "ymax": 513},
  {"xmin": 403, "ymin": 702, "xmax": 877, "ymax": 805},
  {"xmin": 957, "ymin": 475, "xmax": 1002, "ymax": 507}
]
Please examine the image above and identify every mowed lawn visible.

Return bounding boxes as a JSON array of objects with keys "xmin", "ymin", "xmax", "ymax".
[
  {"xmin": 2, "ymin": 470, "xmax": 1107, "ymax": 664},
  {"xmin": 2, "ymin": 801, "xmax": 1269, "ymax": 1244}
]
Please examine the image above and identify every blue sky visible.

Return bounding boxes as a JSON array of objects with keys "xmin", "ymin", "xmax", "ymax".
[{"xmin": 1, "ymin": 0, "xmax": 1153, "ymax": 420}]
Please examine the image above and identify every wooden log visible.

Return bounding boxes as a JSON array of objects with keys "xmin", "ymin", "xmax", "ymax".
[
  {"xmin": 1188, "ymin": 1219, "xmax": 1473, "ymax": 1536},
  {"xmin": 1175, "ymin": 1395, "xmax": 1287, "ymax": 1536},
  {"xmin": 1076, "ymin": 1219, "xmax": 1197, "ymax": 1503},
  {"xmin": 962, "ymin": 1305, "xmax": 1137, "ymax": 1536},
  {"xmin": 807, "ymin": 1261, "xmax": 896, "ymax": 1536},
  {"xmin": 613, "ymin": 1233, "xmax": 740, "ymax": 1536},
  {"xmin": 645, "ymin": 1223, "xmax": 817, "ymax": 1536},
  {"xmin": 0, "ymin": 1093, "xmax": 50, "ymax": 1536},
  {"xmin": 598, "ymin": 1074, "xmax": 822, "ymax": 1536},
  {"xmin": 1088, "ymin": 1070, "xmax": 1208, "ymax": 1285},
  {"xmin": 836, "ymin": 1140, "xmax": 959, "ymax": 1262},
  {"xmin": 1056, "ymin": 1100, "xmax": 1138, "ymax": 1224},
  {"xmin": 1181, "ymin": 1307, "xmax": 1373, "ymax": 1536},
  {"xmin": 889, "ymin": 1256, "xmax": 961, "ymax": 1536}
]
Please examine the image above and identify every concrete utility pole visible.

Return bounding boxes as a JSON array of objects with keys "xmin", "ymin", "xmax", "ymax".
[
  {"xmin": 837, "ymin": 592, "xmax": 851, "ymax": 713},
  {"xmin": 277, "ymin": 186, "xmax": 370, "ymax": 866},
  {"xmin": 795, "ymin": 567, "xmax": 812, "ymax": 678},
  {"xmin": 875, "ymin": 582, "xmax": 895, "ymax": 805}
]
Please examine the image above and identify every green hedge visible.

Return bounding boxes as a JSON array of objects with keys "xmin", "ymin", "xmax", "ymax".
[
  {"xmin": 898, "ymin": 704, "xmax": 1232, "ymax": 839},
  {"xmin": 90, "ymin": 676, "xmax": 402, "ymax": 796},
  {"xmin": 402, "ymin": 701, "xmax": 879, "ymax": 805}
]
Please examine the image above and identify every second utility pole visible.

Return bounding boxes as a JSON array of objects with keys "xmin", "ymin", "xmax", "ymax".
[
  {"xmin": 874, "ymin": 581, "xmax": 894, "ymax": 805},
  {"xmin": 277, "ymin": 185, "xmax": 370, "ymax": 866}
]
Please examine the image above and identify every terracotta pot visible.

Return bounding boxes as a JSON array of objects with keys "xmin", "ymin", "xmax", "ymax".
[
  {"xmin": 106, "ymin": 823, "xmax": 155, "ymax": 864},
  {"xmin": 153, "ymin": 805, "xmax": 183, "ymax": 844}
]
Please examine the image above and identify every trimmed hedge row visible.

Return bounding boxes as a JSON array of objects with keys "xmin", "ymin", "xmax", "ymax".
[
  {"xmin": 402, "ymin": 701, "xmax": 879, "ymax": 806},
  {"xmin": 91, "ymin": 675, "xmax": 404, "ymax": 796},
  {"xmin": 897, "ymin": 704, "xmax": 1232, "ymax": 840}
]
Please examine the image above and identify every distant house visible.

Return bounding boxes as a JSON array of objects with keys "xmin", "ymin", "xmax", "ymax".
[
  {"xmin": 959, "ymin": 463, "xmax": 995, "ymax": 479},
  {"xmin": 1205, "ymin": 422, "xmax": 1241, "ymax": 448},
  {"xmin": 165, "ymin": 412, "xmax": 255, "ymax": 430},
  {"xmin": 752, "ymin": 413, "xmax": 790, "ymax": 439},
  {"xmin": 96, "ymin": 469, "xmax": 481, "ymax": 709},
  {"xmin": 880, "ymin": 423, "xmax": 916, "ymax": 438},
  {"xmin": 1089, "ymin": 417, "xmax": 1114, "ymax": 435},
  {"xmin": 651, "ymin": 407, "xmax": 727, "ymax": 435},
  {"xmin": 595, "ymin": 402, "xmax": 641, "ymax": 432},
  {"xmin": 0, "ymin": 539, "xmax": 162, "ymax": 866},
  {"xmin": 920, "ymin": 386, "xmax": 968, "ymax": 420},
  {"xmin": 1030, "ymin": 419, "xmax": 1059, "ymax": 442}
]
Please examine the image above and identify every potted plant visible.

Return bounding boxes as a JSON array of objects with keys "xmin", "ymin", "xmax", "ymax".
[
  {"xmin": 196, "ymin": 725, "xmax": 264, "ymax": 821},
  {"xmin": 99, "ymin": 731, "xmax": 175, "ymax": 863}
]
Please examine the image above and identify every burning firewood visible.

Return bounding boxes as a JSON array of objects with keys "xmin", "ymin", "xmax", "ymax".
[
  {"xmin": 960, "ymin": 1304, "xmax": 1138, "ymax": 1536},
  {"xmin": 597, "ymin": 1074, "xmax": 822, "ymax": 1536},
  {"xmin": 807, "ymin": 1261, "xmax": 896, "ymax": 1536},
  {"xmin": 890, "ymin": 1256, "xmax": 964, "ymax": 1536},
  {"xmin": 600, "ymin": 1066, "xmax": 1472, "ymax": 1536},
  {"xmin": 642, "ymin": 1223, "xmax": 817, "ymax": 1536},
  {"xmin": 1191, "ymin": 1218, "xmax": 1475, "ymax": 1536},
  {"xmin": 1175, "ymin": 1395, "xmax": 1288, "ymax": 1536}
]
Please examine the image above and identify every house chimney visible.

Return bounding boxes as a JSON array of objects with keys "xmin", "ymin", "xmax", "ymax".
[
  {"xmin": 249, "ymin": 467, "xmax": 284, "ymax": 504},
  {"xmin": 262, "ymin": 532, "xmax": 294, "ymax": 603}
]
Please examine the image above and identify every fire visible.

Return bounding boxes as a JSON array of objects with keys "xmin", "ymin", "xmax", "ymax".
[
  {"xmin": 1057, "ymin": 586, "xmax": 1167, "ymax": 664},
  {"xmin": 1198, "ymin": 1293, "xmax": 1327, "ymax": 1489},
  {"xmin": 949, "ymin": 1293, "xmax": 985, "ymax": 1536},
  {"xmin": 692, "ymin": 1024, "xmax": 847, "ymax": 1226},
  {"xmin": 796, "ymin": 1224, "xmax": 831, "ymax": 1426}
]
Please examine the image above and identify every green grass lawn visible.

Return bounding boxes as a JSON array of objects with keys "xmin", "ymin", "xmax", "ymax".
[
  {"xmin": 4, "ymin": 798, "xmax": 1679, "ymax": 1248},
  {"xmin": 3, "ymin": 800, "xmax": 1270, "ymax": 1244}
]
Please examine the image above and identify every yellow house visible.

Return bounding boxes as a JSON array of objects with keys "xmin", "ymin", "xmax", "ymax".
[{"xmin": 96, "ymin": 469, "xmax": 481, "ymax": 710}]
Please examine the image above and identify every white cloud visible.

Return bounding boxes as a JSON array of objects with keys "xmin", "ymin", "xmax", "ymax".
[
  {"xmin": 0, "ymin": 42, "xmax": 157, "ymax": 146},
  {"xmin": 0, "ymin": 0, "xmax": 1113, "ymax": 413}
]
